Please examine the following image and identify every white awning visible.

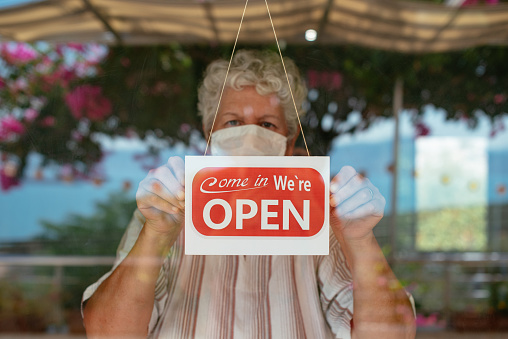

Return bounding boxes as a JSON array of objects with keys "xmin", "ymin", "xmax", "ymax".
[{"xmin": 1, "ymin": 0, "xmax": 507, "ymax": 52}]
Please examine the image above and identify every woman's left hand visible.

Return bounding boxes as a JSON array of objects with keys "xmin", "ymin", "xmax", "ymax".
[{"xmin": 330, "ymin": 166, "xmax": 386, "ymax": 242}]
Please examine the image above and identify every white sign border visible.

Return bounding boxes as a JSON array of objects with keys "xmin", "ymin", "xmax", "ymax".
[{"xmin": 185, "ymin": 156, "xmax": 330, "ymax": 255}]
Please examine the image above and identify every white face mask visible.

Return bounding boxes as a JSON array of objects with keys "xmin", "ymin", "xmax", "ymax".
[{"xmin": 211, "ymin": 124, "xmax": 287, "ymax": 156}]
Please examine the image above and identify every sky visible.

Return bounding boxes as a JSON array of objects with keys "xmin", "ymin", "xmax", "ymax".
[{"xmin": 0, "ymin": 0, "xmax": 39, "ymax": 9}]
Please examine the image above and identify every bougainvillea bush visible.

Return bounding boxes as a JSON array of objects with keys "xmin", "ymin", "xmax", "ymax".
[
  {"xmin": 0, "ymin": 42, "xmax": 111, "ymax": 190},
  {"xmin": 2, "ymin": 41, "xmax": 508, "ymax": 191},
  {"xmin": 0, "ymin": 42, "xmax": 197, "ymax": 191}
]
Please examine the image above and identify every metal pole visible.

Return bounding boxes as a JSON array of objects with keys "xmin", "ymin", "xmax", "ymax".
[
  {"xmin": 52, "ymin": 265, "xmax": 65, "ymax": 330},
  {"xmin": 390, "ymin": 77, "xmax": 403, "ymax": 261},
  {"xmin": 444, "ymin": 263, "xmax": 452, "ymax": 328}
]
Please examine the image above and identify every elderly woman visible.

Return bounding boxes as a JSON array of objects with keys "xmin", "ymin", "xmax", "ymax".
[{"xmin": 82, "ymin": 50, "xmax": 415, "ymax": 339}]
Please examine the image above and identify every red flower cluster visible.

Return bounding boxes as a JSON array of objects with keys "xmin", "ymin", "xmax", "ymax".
[
  {"xmin": 0, "ymin": 42, "xmax": 38, "ymax": 64},
  {"xmin": 0, "ymin": 116, "xmax": 25, "ymax": 142},
  {"xmin": 0, "ymin": 42, "xmax": 112, "ymax": 188},
  {"xmin": 65, "ymin": 85, "xmax": 112, "ymax": 121},
  {"xmin": 40, "ymin": 66, "xmax": 76, "ymax": 91},
  {"xmin": 415, "ymin": 121, "xmax": 431, "ymax": 137},
  {"xmin": 0, "ymin": 161, "xmax": 20, "ymax": 191},
  {"xmin": 307, "ymin": 70, "xmax": 343, "ymax": 91}
]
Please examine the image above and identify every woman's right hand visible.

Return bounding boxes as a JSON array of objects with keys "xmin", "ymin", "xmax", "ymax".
[
  {"xmin": 136, "ymin": 156, "xmax": 185, "ymax": 238},
  {"xmin": 84, "ymin": 156, "xmax": 185, "ymax": 337}
]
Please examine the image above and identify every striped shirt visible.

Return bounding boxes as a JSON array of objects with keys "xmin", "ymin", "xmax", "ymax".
[{"xmin": 83, "ymin": 209, "xmax": 354, "ymax": 338}]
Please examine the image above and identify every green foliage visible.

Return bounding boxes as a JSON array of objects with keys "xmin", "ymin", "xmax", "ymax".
[
  {"xmin": 95, "ymin": 44, "xmax": 199, "ymax": 146},
  {"xmin": 416, "ymin": 205, "xmax": 487, "ymax": 251},
  {"xmin": 35, "ymin": 190, "xmax": 136, "ymax": 256},
  {"xmin": 405, "ymin": 47, "xmax": 508, "ymax": 127},
  {"xmin": 0, "ymin": 280, "xmax": 48, "ymax": 332},
  {"xmin": 490, "ymin": 281, "xmax": 508, "ymax": 315},
  {"xmin": 95, "ymin": 44, "xmax": 508, "ymax": 157},
  {"xmin": 32, "ymin": 190, "xmax": 136, "ymax": 309},
  {"xmin": 284, "ymin": 45, "xmax": 508, "ymax": 154}
]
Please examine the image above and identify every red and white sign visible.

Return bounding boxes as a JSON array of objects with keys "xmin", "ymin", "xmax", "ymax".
[{"xmin": 185, "ymin": 156, "xmax": 329, "ymax": 255}]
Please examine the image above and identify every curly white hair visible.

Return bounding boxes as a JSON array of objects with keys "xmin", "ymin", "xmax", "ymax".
[{"xmin": 197, "ymin": 49, "xmax": 307, "ymax": 139}]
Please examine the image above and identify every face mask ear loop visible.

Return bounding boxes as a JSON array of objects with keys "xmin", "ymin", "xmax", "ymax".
[
  {"xmin": 203, "ymin": 0, "xmax": 250, "ymax": 156},
  {"xmin": 264, "ymin": 0, "xmax": 310, "ymax": 157}
]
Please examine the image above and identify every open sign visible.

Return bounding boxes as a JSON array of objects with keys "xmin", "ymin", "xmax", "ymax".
[
  {"xmin": 192, "ymin": 167, "xmax": 325, "ymax": 237},
  {"xmin": 185, "ymin": 156, "xmax": 329, "ymax": 255}
]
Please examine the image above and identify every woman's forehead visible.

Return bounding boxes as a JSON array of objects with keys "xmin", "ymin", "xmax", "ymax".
[{"xmin": 220, "ymin": 87, "xmax": 282, "ymax": 114}]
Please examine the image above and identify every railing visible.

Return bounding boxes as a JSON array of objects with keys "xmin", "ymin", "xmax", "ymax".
[
  {"xmin": 0, "ymin": 255, "xmax": 116, "ymax": 334},
  {"xmin": 393, "ymin": 252, "xmax": 508, "ymax": 328},
  {"xmin": 394, "ymin": 252, "xmax": 508, "ymax": 266},
  {"xmin": 2, "ymin": 253, "xmax": 508, "ymax": 331},
  {"xmin": 0, "ymin": 255, "xmax": 115, "ymax": 266}
]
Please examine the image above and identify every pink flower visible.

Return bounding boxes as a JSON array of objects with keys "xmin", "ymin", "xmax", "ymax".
[
  {"xmin": 12, "ymin": 77, "xmax": 28, "ymax": 92},
  {"xmin": 307, "ymin": 70, "xmax": 319, "ymax": 88},
  {"xmin": 415, "ymin": 313, "xmax": 445, "ymax": 329},
  {"xmin": 494, "ymin": 93, "xmax": 506, "ymax": 104},
  {"xmin": 0, "ymin": 162, "xmax": 20, "ymax": 191},
  {"xmin": 306, "ymin": 70, "xmax": 342, "ymax": 91},
  {"xmin": 35, "ymin": 56, "xmax": 53, "ymax": 74},
  {"xmin": 327, "ymin": 72, "xmax": 343, "ymax": 91},
  {"xmin": 321, "ymin": 72, "xmax": 331, "ymax": 90},
  {"xmin": 180, "ymin": 123, "xmax": 191, "ymax": 134},
  {"xmin": 0, "ymin": 116, "xmax": 25, "ymax": 141},
  {"xmin": 2, "ymin": 42, "xmax": 38, "ymax": 64},
  {"xmin": 23, "ymin": 108, "xmax": 39, "ymax": 122},
  {"xmin": 40, "ymin": 74, "xmax": 58, "ymax": 90},
  {"xmin": 65, "ymin": 85, "xmax": 112, "ymax": 121},
  {"xmin": 415, "ymin": 314, "xmax": 427, "ymax": 327},
  {"xmin": 66, "ymin": 43, "xmax": 86, "ymax": 52},
  {"xmin": 415, "ymin": 121, "xmax": 430, "ymax": 137},
  {"xmin": 71, "ymin": 130, "xmax": 83, "ymax": 141},
  {"xmin": 60, "ymin": 68, "xmax": 76, "ymax": 86},
  {"xmin": 55, "ymin": 44, "xmax": 64, "ymax": 57},
  {"xmin": 73, "ymin": 62, "xmax": 91, "ymax": 78},
  {"xmin": 41, "ymin": 66, "xmax": 76, "ymax": 90},
  {"xmin": 40, "ymin": 116, "xmax": 56, "ymax": 127}
]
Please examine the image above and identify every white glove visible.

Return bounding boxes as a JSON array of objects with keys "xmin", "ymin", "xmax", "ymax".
[
  {"xmin": 330, "ymin": 166, "xmax": 386, "ymax": 240},
  {"xmin": 136, "ymin": 156, "xmax": 185, "ymax": 234}
]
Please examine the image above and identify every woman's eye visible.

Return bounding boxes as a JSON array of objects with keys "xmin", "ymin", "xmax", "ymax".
[
  {"xmin": 261, "ymin": 122, "xmax": 276, "ymax": 129},
  {"xmin": 226, "ymin": 120, "xmax": 240, "ymax": 126}
]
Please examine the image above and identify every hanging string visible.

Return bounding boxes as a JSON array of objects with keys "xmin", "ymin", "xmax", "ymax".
[
  {"xmin": 204, "ymin": 0, "xmax": 310, "ymax": 156},
  {"xmin": 203, "ymin": 0, "xmax": 250, "ymax": 156},
  {"xmin": 263, "ymin": 0, "xmax": 310, "ymax": 156}
]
